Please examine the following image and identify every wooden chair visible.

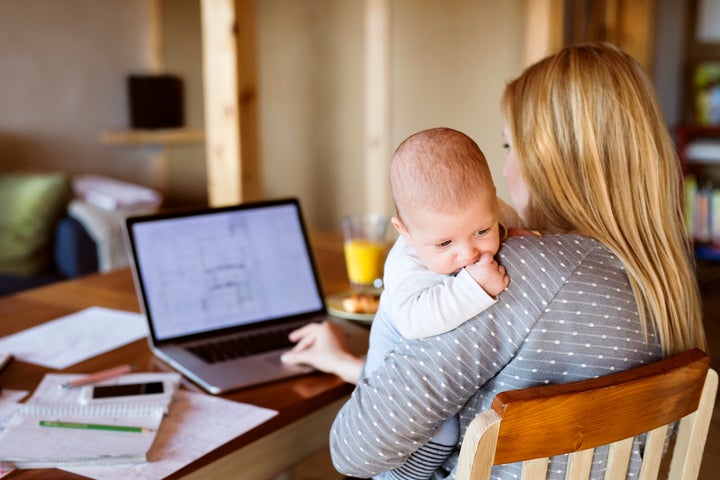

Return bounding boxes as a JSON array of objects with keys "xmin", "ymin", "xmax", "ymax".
[{"xmin": 456, "ymin": 348, "xmax": 717, "ymax": 480}]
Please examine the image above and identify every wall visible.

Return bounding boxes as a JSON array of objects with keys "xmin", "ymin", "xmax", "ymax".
[
  {"xmin": 0, "ymin": 1, "xmax": 690, "ymax": 233},
  {"xmin": 162, "ymin": 0, "xmax": 207, "ymax": 206},
  {"xmin": 256, "ymin": 0, "xmax": 366, "ymax": 229},
  {"xmin": 0, "ymin": 0, "xmax": 526, "ymax": 231},
  {"xmin": 163, "ymin": 0, "xmax": 694, "ymax": 230},
  {"xmin": 0, "ymin": 0, "xmax": 159, "ymax": 188},
  {"xmin": 157, "ymin": 0, "xmax": 697, "ymax": 229},
  {"xmin": 256, "ymin": 0, "xmax": 525, "ymax": 230}
]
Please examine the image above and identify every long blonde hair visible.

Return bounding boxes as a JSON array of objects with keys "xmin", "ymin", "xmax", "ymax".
[{"xmin": 501, "ymin": 43, "xmax": 706, "ymax": 355}]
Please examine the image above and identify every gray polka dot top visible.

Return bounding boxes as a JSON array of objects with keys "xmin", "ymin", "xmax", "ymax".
[{"xmin": 330, "ymin": 233, "xmax": 663, "ymax": 480}]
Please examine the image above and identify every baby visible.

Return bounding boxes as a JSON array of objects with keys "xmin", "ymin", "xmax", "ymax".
[
  {"xmin": 383, "ymin": 127, "xmax": 510, "ymax": 339},
  {"xmin": 364, "ymin": 127, "xmax": 514, "ymax": 478}
]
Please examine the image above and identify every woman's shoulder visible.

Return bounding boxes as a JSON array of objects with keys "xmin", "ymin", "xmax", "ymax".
[
  {"xmin": 499, "ymin": 233, "xmax": 619, "ymax": 276},
  {"xmin": 501, "ymin": 232, "xmax": 607, "ymax": 254}
]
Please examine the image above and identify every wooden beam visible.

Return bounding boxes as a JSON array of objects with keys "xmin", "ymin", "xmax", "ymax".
[
  {"xmin": 523, "ymin": 0, "xmax": 564, "ymax": 66},
  {"xmin": 617, "ymin": 0, "xmax": 656, "ymax": 73},
  {"xmin": 148, "ymin": 0, "xmax": 164, "ymax": 73},
  {"xmin": 200, "ymin": 0, "xmax": 261, "ymax": 207},
  {"xmin": 364, "ymin": 0, "xmax": 392, "ymax": 215}
]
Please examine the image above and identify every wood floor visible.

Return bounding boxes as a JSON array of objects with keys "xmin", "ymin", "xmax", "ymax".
[{"xmin": 290, "ymin": 260, "xmax": 720, "ymax": 480}]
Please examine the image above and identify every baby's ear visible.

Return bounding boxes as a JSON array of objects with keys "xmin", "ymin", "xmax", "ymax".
[{"xmin": 391, "ymin": 216, "xmax": 408, "ymax": 236}]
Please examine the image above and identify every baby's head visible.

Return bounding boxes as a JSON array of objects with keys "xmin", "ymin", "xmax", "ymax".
[{"xmin": 390, "ymin": 128, "xmax": 501, "ymax": 275}]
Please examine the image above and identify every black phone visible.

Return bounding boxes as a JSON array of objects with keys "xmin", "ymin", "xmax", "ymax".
[{"xmin": 91, "ymin": 381, "xmax": 164, "ymax": 399}]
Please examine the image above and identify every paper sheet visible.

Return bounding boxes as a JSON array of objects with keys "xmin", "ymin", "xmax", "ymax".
[
  {"xmin": 0, "ymin": 390, "xmax": 27, "ymax": 478},
  {"xmin": 63, "ymin": 390, "xmax": 278, "ymax": 480},
  {"xmin": 0, "ymin": 307, "xmax": 148, "ymax": 369},
  {"xmin": 0, "ymin": 389, "xmax": 29, "ymax": 430}
]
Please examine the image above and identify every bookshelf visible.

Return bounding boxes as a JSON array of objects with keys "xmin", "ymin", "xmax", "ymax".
[{"xmin": 676, "ymin": 125, "xmax": 720, "ymax": 261}]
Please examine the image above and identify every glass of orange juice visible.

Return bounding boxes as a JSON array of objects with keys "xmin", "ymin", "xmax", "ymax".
[{"xmin": 341, "ymin": 213, "xmax": 389, "ymax": 293}]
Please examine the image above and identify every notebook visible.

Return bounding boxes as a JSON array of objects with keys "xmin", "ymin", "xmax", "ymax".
[
  {"xmin": 0, "ymin": 372, "xmax": 180, "ymax": 468},
  {"xmin": 125, "ymin": 198, "xmax": 331, "ymax": 394}
]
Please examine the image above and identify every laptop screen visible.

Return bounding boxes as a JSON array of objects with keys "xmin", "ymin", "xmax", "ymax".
[{"xmin": 127, "ymin": 200, "xmax": 325, "ymax": 341}]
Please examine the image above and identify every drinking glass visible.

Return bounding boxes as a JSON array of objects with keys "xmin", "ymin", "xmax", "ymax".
[{"xmin": 341, "ymin": 213, "xmax": 389, "ymax": 293}]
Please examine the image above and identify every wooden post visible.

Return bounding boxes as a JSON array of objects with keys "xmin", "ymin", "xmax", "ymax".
[
  {"xmin": 147, "ymin": 0, "xmax": 164, "ymax": 74},
  {"xmin": 559, "ymin": 0, "xmax": 656, "ymax": 74},
  {"xmin": 523, "ymin": 0, "xmax": 564, "ymax": 67},
  {"xmin": 200, "ymin": 0, "xmax": 261, "ymax": 207},
  {"xmin": 617, "ymin": 0, "xmax": 656, "ymax": 73},
  {"xmin": 364, "ymin": 0, "xmax": 392, "ymax": 215}
]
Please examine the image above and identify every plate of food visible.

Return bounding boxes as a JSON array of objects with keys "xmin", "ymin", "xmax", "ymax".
[{"xmin": 325, "ymin": 290, "xmax": 380, "ymax": 323}]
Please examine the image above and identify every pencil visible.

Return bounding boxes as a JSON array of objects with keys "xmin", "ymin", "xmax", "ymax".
[
  {"xmin": 60, "ymin": 364, "xmax": 138, "ymax": 389},
  {"xmin": 39, "ymin": 420, "xmax": 153, "ymax": 433}
]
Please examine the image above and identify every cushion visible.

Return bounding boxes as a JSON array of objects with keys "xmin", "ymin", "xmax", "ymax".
[
  {"xmin": 54, "ymin": 215, "xmax": 99, "ymax": 278},
  {"xmin": 0, "ymin": 172, "xmax": 72, "ymax": 276}
]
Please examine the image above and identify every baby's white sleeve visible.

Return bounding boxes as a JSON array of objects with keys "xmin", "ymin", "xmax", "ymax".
[{"xmin": 384, "ymin": 241, "xmax": 496, "ymax": 340}]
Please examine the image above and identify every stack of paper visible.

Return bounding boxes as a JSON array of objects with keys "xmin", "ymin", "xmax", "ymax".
[{"xmin": 0, "ymin": 373, "xmax": 179, "ymax": 468}]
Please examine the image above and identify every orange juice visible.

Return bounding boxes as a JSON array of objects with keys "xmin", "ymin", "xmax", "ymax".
[{"xmin": 343, "ymin": 239, "xmax": 386, "ymax": 287}]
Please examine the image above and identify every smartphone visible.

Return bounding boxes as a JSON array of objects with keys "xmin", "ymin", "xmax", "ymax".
[
  {"xmin": 92, "ymin": 381, "xmax": 164, "ymax": 399},
  {"xmin": 79, "ymin": 379, "xmax": 174, "ymax": 405}
]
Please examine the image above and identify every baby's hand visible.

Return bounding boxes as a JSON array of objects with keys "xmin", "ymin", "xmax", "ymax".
[{"xmin": 465, "ymin": 252, "xmax": 509, "ymax": 297}]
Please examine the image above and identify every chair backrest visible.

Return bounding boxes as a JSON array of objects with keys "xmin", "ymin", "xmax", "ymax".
[{"xmin": 456, "ymin": 348, "xmax": 717, "ymax": 480}]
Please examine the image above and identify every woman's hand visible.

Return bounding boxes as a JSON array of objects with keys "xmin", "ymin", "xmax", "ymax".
[{"xmin": 281, "ymin": 321, "xmax": 364, "ymax": 384}]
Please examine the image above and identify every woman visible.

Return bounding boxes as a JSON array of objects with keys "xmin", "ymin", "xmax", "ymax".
[{"xmin": 284, "ymin": 43, "xmax": 707, "ymax": 479}]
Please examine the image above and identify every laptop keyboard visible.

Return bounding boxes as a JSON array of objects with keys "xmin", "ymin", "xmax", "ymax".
[{"xmin": 187, "ymin": 325, "xmax": 298, "ymax": 364}]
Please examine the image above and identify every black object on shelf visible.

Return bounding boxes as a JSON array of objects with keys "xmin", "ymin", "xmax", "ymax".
[{"xmin": 127, "ymin": 74, "xmax": 184, "ymax": 129}]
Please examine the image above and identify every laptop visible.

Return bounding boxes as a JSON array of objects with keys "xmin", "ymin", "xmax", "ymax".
[{"xmin": 125, "ymin": 198, "xmax": 334, "ymax": 394}]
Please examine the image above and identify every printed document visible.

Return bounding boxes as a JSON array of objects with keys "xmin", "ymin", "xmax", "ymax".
[{"xmin": 0, "ymin": 307, "xmax": 147, "ymax": 369}]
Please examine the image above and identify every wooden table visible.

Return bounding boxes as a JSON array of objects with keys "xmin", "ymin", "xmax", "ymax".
[{"xmin": 0, "ymin": 231, "xmax": 364, "ymax": 479}]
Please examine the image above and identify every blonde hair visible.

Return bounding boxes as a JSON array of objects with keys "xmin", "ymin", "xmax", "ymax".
[
  {"xmin": 390, "ymin": 128, "xmax": 495, "ymax": 222},
  {"xmin": 501, "ymin": 43, "xmax": 705, "ymax": 355}
]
